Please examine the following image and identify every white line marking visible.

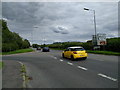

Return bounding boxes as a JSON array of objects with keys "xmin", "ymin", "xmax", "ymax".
[
  {"xmin": 18, "ymin": 61, "xmax": 23, "ymax": 65},
  {"xmin": 50, "ymin": 56, "xmax": 57, "ymax": 59},
  {"xmin": 67, "ymin": 62, "xmax": 73, "ymax": 65},
  {"xmin": 98, "ymin": 73, "xmax": 117, "ymax": 82},
  {"xmin": 53, "ymin": 57, "xmax": 57, "ymax": 59},
  {"xmin": 77, "ymin": 66, "xmax": 88, "ymax": 71},
  {"xmin": 59, "ymin": 59, "xmax": 63, "ymax": 62}
]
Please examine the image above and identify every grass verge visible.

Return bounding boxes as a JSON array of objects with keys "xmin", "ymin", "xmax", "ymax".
[
  {"xmin": 87, "ymin": 50, "xmax": 120, "ymax": 56},
  {"xmin": 51, "ymin": 48, "xmax": 120, "ymax": 56},
  {"xmin": 0, "ymin": 61, "xmax": 4, "ymax": 69},
  {"xmin": 2, "ymin": 48, "xmax": 34, "ymax": 55}
]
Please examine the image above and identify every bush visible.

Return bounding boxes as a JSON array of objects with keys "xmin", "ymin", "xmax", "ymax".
[{"xmin": 1, "ymin": 19, "xmax": 31, "ymax": 52}]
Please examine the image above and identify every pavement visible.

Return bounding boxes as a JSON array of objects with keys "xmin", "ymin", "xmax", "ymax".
[
  {"xmin": 2, "ymin": 60, "xmax": 23, "ymax": 88},
  {"xmin": 2, "ymin": 50, "xmax": 118, "ymax": 88}
]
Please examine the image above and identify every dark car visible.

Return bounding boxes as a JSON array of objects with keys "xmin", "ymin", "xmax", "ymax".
[
  {"xmin": 37, "ymin": 47, "xmax": 41, "ymax": 50},
  {"xmin": 42, "ymin": 47, "xmax": 50, "ymax": 52}
]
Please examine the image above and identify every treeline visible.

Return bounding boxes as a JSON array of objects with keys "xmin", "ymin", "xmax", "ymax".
[
  {"xmin": 105, "ymin": 37, "xmax": 120, "ymax": 52},
  {"xmin": 46, "ymin": 41, "xmax": 92, "ymax": 50},
  {"xmin": 39, "ymin": 37, "xmax": 120, "ymax": 52},
  {"xmin": 1, "ymin": 19, "xmax": 30, "ymax": 52}
]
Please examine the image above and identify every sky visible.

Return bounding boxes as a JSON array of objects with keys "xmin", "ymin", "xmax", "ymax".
[{"xmin": 2, "ymin": 1, "xmax": 118, "ymax": 44}]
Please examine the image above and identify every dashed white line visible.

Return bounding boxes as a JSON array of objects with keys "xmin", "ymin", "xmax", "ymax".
[
  {"xmin": 98, "ymin": 73, "xmax": 117, "ymax": 82},
  {"xmin": 50, "ymin": 56, "xmax": 57, "ymax": 59},
  {"xmin": 77, "ymin": 66, "xmax": 88, "ymax": 71},
  {"xmin": 59, "ymin": 59, "xmax": 63, "ymax": 62},
  {"xmin": 50, "ymin": 56, "xmax": 117, "ymax": 82},
  {"xmin": 53, "ymin": 57, "xmax": 57, "ymax": 59},
  {"xmin": 67, "ymin": 62, "xmax": 73, "ymax": 65}
]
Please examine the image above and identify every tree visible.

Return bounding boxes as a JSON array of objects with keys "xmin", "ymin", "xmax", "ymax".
[{"xmin": 1, "ymin": 19, "xmax": 31, "ymax": 52}]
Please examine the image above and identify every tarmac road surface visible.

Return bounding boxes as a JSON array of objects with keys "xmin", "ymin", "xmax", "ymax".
[{"xmin": 2, "ymin": 49, "xmax": 118, "ymax": 88}]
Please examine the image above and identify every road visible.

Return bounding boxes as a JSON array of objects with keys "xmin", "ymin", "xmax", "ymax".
[{"xmin": 2, "ymin": 50, "xmax": 118, "ymax": 88}]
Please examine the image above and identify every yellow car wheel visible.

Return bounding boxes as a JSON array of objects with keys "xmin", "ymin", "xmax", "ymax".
[
  {"xmin": 71, "ymin": 55, "xmax": 75, "ymax": 60},
  {"xmin": 62, "ymin": 53, "xmax": 65, "ymax": 58}
]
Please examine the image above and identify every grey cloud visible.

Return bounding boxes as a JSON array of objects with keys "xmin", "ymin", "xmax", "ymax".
[
  {"xmin": 2, "ymin": 2, "xmax": 118, "ymax": 44},
  {"xmin": 104, "ymin": 23, "xmax": 118, "ymax": 31},
  {"xmin": 2, "ymin": 2, "xmax": 39, "ymax": 25},
  {"xmin": 52, "ymin": 26, "xmax": 69, "ymax": 34}
]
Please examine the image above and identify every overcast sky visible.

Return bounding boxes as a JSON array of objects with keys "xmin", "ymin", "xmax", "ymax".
[{"xmin": 2, "ymin": 2, "xmax": 118, "ymax": 44}]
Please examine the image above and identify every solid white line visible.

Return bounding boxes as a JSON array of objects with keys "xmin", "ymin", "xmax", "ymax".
[
  {"xmin": 98, "ymin": 73, "xmax": 117, "ymax": 82},
  {"xmin": 67, "ymin": 62, "xmax": 73, "ymax": 65},
  {"xmin": 17, "ymin": 61, "xmax": 27, "ymax": 88},
  {"xmin": 18, "ymin": 61, "xmax": 23, "ymax": 65},
  {"xmin": 77, "ymin": 66, "xmax": 88, "ymax": 71},
  {"xmin": 59, "ymin": 59, "xmax": 63, "ymax": 62}
]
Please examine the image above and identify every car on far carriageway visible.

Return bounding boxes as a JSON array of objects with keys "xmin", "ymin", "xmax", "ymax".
[
  {"xmin": 42, "ymin": 47, "xmax": 50, "ymax": 52},
  {"xmin": 37, "ymin": 47, "xmax": 41, "ymax": 50},
  {"xmin": 62, "ymin": 46, "xmax": 88, "ymax": 60}
]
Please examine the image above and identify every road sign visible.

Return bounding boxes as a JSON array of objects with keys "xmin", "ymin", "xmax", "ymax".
[{"xmin": 97, "ymin": 34, "xmax": 107, "ymax": 45}]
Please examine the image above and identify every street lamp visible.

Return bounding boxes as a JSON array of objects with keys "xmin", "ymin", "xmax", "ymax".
[
  {"xmin": 84, "ymin": 8, "xmax": 97, "ymax": 46},
  {"xmin": 34, "ymin": 26, "xmax": 46, "ymax": 46},
  {"xmin": 32, "ymin": 26, "xmax": 39, "ymax": 45}
]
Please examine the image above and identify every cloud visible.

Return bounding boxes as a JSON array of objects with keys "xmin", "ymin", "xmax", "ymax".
[
  {"xmin": 2, "ymin": 2, "xmax": 118, "ymax": 44},
  {"xmin": 52, "ymin": 25, "xmax": 69, "ymax": 34},
  {"xmin": 2, "ymin": 17, "xmax": 8, "ymax": 21}
]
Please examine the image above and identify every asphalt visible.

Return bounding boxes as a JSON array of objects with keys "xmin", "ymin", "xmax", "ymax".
[
  {"xmin": 2, "ymin": 50, "xmax": 118, "ymax": 88},
  {"xmin": 2, "ymin": 60, "xmax": 23, "ymax": 88}
]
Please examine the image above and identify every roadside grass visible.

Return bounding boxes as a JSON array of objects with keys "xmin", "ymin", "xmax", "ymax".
[
  {"xmin": 87, "ymin": 50, "xmax": 120, "ymax": 56},
  {"xmin": 1, "ymin": 48, "xmax": 34, "ymax": 55},
  {"xmin": 0, "ymin": 61, "xmax": 4, "ymax": 69},
  {"xmin": 50, "ymin": 48, "xmax": 120, "ymax": 56}
]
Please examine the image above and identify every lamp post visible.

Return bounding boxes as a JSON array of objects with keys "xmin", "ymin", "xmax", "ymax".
[
  {"xmin": 32, "ymin": 26, "xmax": 39, "ymax": 45},
  {"xmin": 84, "ymin": 8, "xmax": 97, "ymax": 46},
  {"xmin": 34, "ymin": 26, "xmax": 46, "ymax": 46}
]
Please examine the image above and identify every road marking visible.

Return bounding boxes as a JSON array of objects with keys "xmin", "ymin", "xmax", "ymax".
[
  {"xmin": 77, "ymin": 66, "xmax": 88, "ymax": 71},
  {"xmin": 50, "ymin": 56, "xmax": 57, "ymax": 59},
  {"xmin": 18, "ymin": 61, "xmax": 24, "ymax": 65},
  {"xmin": 53, "ymin": 57, "xmax": 57, "ymax": 59},
  {"xmin": 18, "ymin": 61, "xmax": 27, "ymax": 88},
  {"xmin": 98, "ymin": 73, "xmax": 117, "ymax": 82},
  {"xmin": 59, "ymin": 59, "xmax": 63, "ymax": 62},
  {"xmin": 67, "ymin": 62, "xmax": 73, "ymax": 65}
]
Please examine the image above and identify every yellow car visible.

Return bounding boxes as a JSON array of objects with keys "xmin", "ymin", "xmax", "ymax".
[{"xmin": 62, "ymin": 46, "xmax": 87, "ymax": 60}]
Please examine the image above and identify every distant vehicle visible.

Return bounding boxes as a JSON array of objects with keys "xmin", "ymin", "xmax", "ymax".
[
  {"xmin": 62, "ymin": 46, "xmax": 87, "ymax": 60},
  {"xmin": 42, "ymin": 47, "xmax": 50, "ymax": 52},
  {"xmin": 37, "ymin": 47, "xmax": 41, "ymax": 50}
]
